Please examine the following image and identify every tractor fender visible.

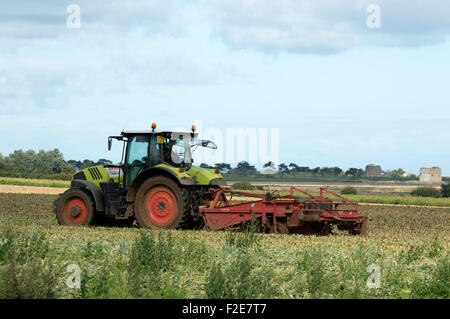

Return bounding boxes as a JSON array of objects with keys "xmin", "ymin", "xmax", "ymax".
[
  {"xmin": 71, "ymin": 179, "xmax": 105, "ymax": 211},
  {"xmin": 126, "ymin": 166, "xmax": 194, "ymax": 202}
]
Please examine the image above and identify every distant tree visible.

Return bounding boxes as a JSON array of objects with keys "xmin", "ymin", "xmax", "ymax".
[
  {"xmin": 67, "ymin": 160, "xmax": 82, "ymax": 171},
  {"xmin": 320, "ymin": 166, "xmax": 343, "ymax": 176},
  {"xmin": 36, "ymin": 149, "xmax": 66, "ymax": 174},
  {"xmin": 345, "ymin": 168, "xmax": 364, "ymax": 178},
  {"xmin": 97, "ymin": 159, "xmax": 113, "ymax": 166},
  {"xmin": 312, "ymin": 167, "xmax": 320, "ymax": 174},
  {"xmin": 298, "ymin": 166, "xmax": 311, "ymax": 173},
  {"xmin": 7, "ymin": 150, "xmax": 35, "ymax": 174},
  {"xmin": 80, "ymin": 159, "xmax": 95, "ymax": 170},
  {"xmin": 278, "ymin": 163, "xmax": 289, "ymax": 174},
  {"xmin": 61, "ymin": 163, "xmax": 76, "ymax": 175},
  {"xmin": 390, "ymin": 168, "xmax": 406, "ymax": 179},
  {"xmin": 2, "ymin": 148, "xmax": 72, "ymax": 177},
  {"xmin": 263, "ymin": 161, "xmax": 275, "ymax": 168},
  {"xmin": 288, "ymin": 163, "xmax": 299, "ymax": 172},
  {"xmin": 200, "ymin": 163, "xmax": 214, "ymax": 169},
  {"xmin": 231, "ymin": 161, "xmax": 257, "ymax": 176},
  {"xmin": 0, "ymin": 153, "xmax": 5, "ymax": 170}
]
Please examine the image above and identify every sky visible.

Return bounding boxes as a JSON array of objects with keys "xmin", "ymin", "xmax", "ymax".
[{"xmin": 0, "ymin": 0, "xmax": 449, "ymax": 174}]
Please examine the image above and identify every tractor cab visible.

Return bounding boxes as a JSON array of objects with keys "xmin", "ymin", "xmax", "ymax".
[{"xmin": 108, "ymin": 124, "xmax": 218, "ymax": 189}]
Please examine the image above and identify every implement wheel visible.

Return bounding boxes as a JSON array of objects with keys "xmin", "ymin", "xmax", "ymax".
[
  {"xmin": 56, "ymin": 188, "xmax": 94, "ymax": 226},
  {"xmin": 349, "ymin": 218, "xmax": 368, "ymax": 235},
  {"xmin": 134, "ymin": 176, "xmax": 184, "ymax": 229}
]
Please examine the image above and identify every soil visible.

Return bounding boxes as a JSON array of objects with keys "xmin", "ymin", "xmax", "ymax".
[{"xmin": 0, "ymin": 185, "xmax": 67, "ymax": 195}]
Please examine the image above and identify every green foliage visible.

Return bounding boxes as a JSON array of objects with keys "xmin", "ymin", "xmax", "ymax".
[
  {"xmin": 410, "ymin": 187, "xmax": 441, "ymax": 198},
  {"xmin": 67, "ymin": 159, "xmax": 113, "ymax": 171},
  {"xmin": 390, "ymin": 168, "xmax": 406, "ymax": 180},
  {"xmin": 230, "ymin": 181, "xmax": 256, "ymax": 190},
  {"xmin": 441, "ymin": 183, "xmax": 450, "ymax": 198},
  {"xmin": 205, "ymin": 251, "xmax": 275, "ymax": 298},
  {"xmin": 0, "ymin": 193, "xmax": 448, "ymax": 299},
  {"xmin": 0, "ymin": 148, "xmax": 115, "ymax": 180},
  {"xmin": 296, "ymin": 249, "xmax": 330, "ymax": 298},
  {"xmin": 0, "ymin": 230, "xmax": 59, "ymax": 299},
  {"xmin": 345, "ymin": 168, "xmax": 365, "ymax": 178},
  {"xmin": 341, "ymin": 186, "xmax": 358, "ymax": 195},
  {"xmin": 225, "ymin": 219, "xmax": 260, "ymax": 249},
  {"xmin": 410, "ymin": 257, "xmax": 449, "ymax": 298},
  {"xmin": 399, "ymin": 244, "xmax": 426, "ymax": 264},
  {"xmin": 0, "ymin": 149, "xmax": 76, "ymax": 180},
  {"xmin": 127, "ymin": 231, "xmax": 185, "ymax": 298},
  {"xmin": 228, "ymin": 161, "xmax": 258, "ymax": 177}
]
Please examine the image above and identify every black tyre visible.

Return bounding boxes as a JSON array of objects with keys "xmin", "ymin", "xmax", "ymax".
[
  {"xmin": 134, "ymin": 176, "xmax": 184, "ymax": 229},
  {"xmin": 56, "ymin": 188, "xmax": 95, "ymax": 226}
]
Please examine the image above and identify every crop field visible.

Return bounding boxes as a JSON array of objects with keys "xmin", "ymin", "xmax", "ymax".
[
  {"xmin": 0, "ymin": 177, "xmax": 70, "ymax": 188},
  {"xmin": 231, "ymin": 188, "xmax": 450, "ymax": 208},
  {"xmin": 0, "ymin": 193, "xmax": 448, "ymax": 299},
  {"xmin": 1, "ymin": 177, "xmax": 450, "ymax": 208}
]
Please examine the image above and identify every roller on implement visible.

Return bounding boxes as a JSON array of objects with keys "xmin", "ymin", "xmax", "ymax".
[{"xmin": 54, "ymin": 123, "xmax": 367, "ymax": 235}]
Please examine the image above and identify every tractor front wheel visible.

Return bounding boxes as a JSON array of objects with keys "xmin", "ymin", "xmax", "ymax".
[
  {"xmin": 56, "ymin": 188, "xmax": 95, "ymax": 226},
  {"xmin": 134, "ymin": 176, "xmax": 184, "ymax": 229}
]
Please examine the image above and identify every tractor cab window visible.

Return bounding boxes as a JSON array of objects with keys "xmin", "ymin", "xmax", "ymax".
[
  {"xmin": 149, "ymin": 136, "xmax": 162, "ymax": 166},
  {"xmin": 163, "ymin": 137, "xmax": 191, "ymax": 168},
  {"xmin": 127, "ymin": 136, "xmax": 149, "ymax": 165},
  {"xmin": 126, "ymin": 136, "xmax": 150, "ymax": 187}
]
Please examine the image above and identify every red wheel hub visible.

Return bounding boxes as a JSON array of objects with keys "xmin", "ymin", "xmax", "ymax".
[
  {"xmin": 144, "ymin": 186, "xmax": 178, "ymax": 227},
  {"xmin": 67, "ymin": 198, "xmax": 87, "ymax": 223}
]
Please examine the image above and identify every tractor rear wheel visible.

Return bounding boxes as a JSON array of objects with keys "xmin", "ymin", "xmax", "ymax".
[
  {"xmin": 134, "ymin": 176, "xmax": 184, "ymax": 229},
  {"xmin": 56, "ymin": 188, "xmax": 95, "ymax": 226}
]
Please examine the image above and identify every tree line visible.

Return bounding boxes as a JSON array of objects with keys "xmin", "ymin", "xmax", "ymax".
[
  {"xmin": 0, "ymin": 149, "xmax": 113, "ymax": 180},
  {"xmin": 201, "ymin": 161, "xmax": 415, "ymax": 180},
  {"xmin": 0, "ymin": 148, "xmax": 417, "ymax": 181},
  {"xmin": 200, "ymin": 161, "xmax": 361, "ymax": 177}
]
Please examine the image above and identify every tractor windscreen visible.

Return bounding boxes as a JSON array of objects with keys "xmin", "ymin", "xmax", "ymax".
[
  {"xmin": 164, "ymin": 136, "xmax": 192, "ymax": 168},
  {"xmin": 164, "ymin": 136, "xmax": 216, "ymax": 168}
]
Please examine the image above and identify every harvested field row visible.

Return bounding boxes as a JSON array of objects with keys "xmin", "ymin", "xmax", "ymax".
[
  {"xmin": 0, "ymin": 185, "xmax": 66, "ymax": 195},
  {"xmin": 0, "ymin": 193, "xmax": 448, "ymax": 299}
]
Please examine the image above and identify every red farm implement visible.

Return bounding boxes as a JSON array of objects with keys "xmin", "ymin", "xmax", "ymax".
[{"xmin": 199, "ymin": 187, "xmax": 368, "ymax": 235}]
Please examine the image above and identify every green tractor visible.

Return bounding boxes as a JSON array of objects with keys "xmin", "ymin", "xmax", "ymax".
[{"xmin": 54, "ymin": 124, "xmax": 224, "ymax": 229}]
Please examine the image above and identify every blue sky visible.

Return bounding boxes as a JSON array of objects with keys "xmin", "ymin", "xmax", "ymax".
[{"xmin": 1, "ymin": 0, "xmax": 449, "ymax": 174}]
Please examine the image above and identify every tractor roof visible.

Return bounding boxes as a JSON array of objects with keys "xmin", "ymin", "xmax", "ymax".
[{"xmin": 121, "ymin": 130, "xmax": 198, "ymax": 138}]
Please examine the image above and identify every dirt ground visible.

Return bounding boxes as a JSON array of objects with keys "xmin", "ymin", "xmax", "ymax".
[
  {"xmin": 0, "ymin": 185, "xmax": 66, "ymax": 195},
  {"xmin": 1, "ymin": 184, "xmax": 446, "ymax": 209}
]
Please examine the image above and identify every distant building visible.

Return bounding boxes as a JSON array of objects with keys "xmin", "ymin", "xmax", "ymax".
[
  {"xmin": 419, "ymin": 167, "xmax": 442, "ymax": 184},
  {"xmin": 365, "ymin": 164, "xmax": 382, "ymax": 177}
]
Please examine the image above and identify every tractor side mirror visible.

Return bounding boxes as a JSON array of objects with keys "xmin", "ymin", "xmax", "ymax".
[{"xmin": 108, "ymin": 138, "xmax": 112, "ymax": 151}]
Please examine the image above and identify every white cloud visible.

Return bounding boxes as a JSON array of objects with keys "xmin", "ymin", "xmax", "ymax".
[
  {"xmin": 0, "ymin": 0, "xmax": 184, "ymax": 39},
  {"xmin": 113, "ymin": 51, "xmax": 218, "ymax": 86},
  {"xmin": 210, "ymin": 0, "xmax": 450, "ymax": 54}
]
